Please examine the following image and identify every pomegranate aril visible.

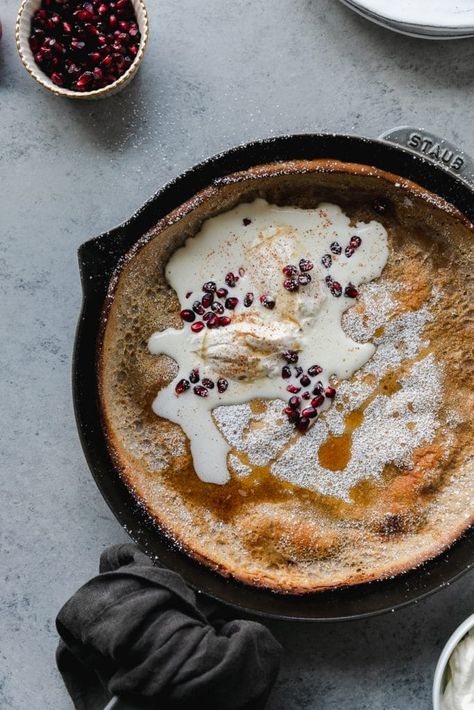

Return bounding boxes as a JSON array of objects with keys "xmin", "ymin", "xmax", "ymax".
[
  {"xmin": 206, "ymin": 314, "xmax": 220, "ymax": 328},
  {"xmin": 283, "ymin": 279, "xmax": 299, "ymax": 292},
  {"xmin": 281, "ymin": 365, "xmax": 291, "ymax": 379},
  {"xmin": 296, "ymin": 417, "xmax": 310, "ymax": 432},
  {"xmin": 191, "ymin": 321, "xmax": 204, "ymax": 333},
  {"xmin": 216, "ymin": 287, "xmax": 228, "ymax": 298},
  {"xmin": 175, "ymin": 379, "xmax": 190, "ymax": 395},
  {"xmin": 193, "ymin": 385, "xmax": 208, "ymax": 398},
  {"xmin": 321, "ymin": 254, "xmax": 332, "ymax": 268},
  {"xmin": 300, "ymin": 374, "xmax": 311, "ymax": 387},
  {"xmin": 285, "ymin": 408, "xmax": 300, "ymax": 423},
  {"xmin": 350, "ymin": 235, "xmax": 362, "ymax": 248},
  {"xmin": 330, "ymin": 241, "xmax": 342, "ymax": 255},
  {"xmin": 225, "ymin": 297, "xmax": 239, "ymax": 310},
  {"xmin": 98, "ymin": 3, "xmax": 108, "ymax": 15},
  {"xmin": 51, "ymin": 71, "xmax": 64, "ymax": 85},
  {"xmin": 325, "ymin": 274, "xmax": 333, "ymax": 286},
  {"xmin": 259, "ymin": 294, "xmax": 275, "ymax": 309},
  {"xmin": 243, "ymin": 217, "xmax": 252, "ymax": 226},
  {"xmin": 201, "ymin": 292, "xmax": 214, "ymax": 308},
  {"xmin": 39, "ymin": 47, "xmax": 52, "ymax": 61},
  {"xmin": 202, "ymin": 378, "xmax": 214, "ymax": 389},
  {"xmin": 109, "ymin": 14, "xmax": 117, "ymax": 27},
  {"xmin": 287, "ymin": 384, "xmax": 301, "ymax": 394},
  {"xmin": 71, "ymin": 39, "xmax": 86, "ymax": 51},
  {"xmin": 244, "ymin": 292, "xmax": 254, "ymax": 307},
  {"xmin": 302, "ymin": 406, "xmax": 317, "ymax": 419},
  {"xmin": 67, "ymin": 62, "xmax": 80, "ymax": 76},
  {"xmin": 298, "ymin": 273, "xmax": 311, "ymax": 286},
  {"xmin": 76, "ymin": 71, "xmax": 94, "ymax": 88},
  {"xmin": 217, "ymin": 378, "xmax": 228, "ymax": 393},
  {"xmin": 225, "ymin": 272, "xmax": 239, "ymax": 287},
  {"xmin": 311, "ymin": 394, "xmax": 325, "ymax": 408},
  {"xmin": 211, "ymin": 302, "xmax": 224, "ymax": 314},
  {"xmin": 219, "ymin": 316, "xmax": 231, "ymax": 326},
  {"xmin": 282, "ymin": 264, "xmax": 298, "ymax": 277},
  {"xmin": 288, "ymin": 396, "xmax": 301, "ymax": 409},
  {"xmin": 202, "ymin": 311, "xmax": 213, "ymax": 322},
  {"xmin": 282, "ymin": 350, "xmax": 298, "ymax": 363},
  {"xmin": 313, "ymin": 382, "xmax": 324, "ymax": 395},
  {"xmin": 74, "ymin": 9, "xmax": 94, "ymax": 21},
  {"xmin": 324, "ymin": 386, "xmax": 336, "ymax": 399},
  {"xmin": 308, "ymin": 365, "xmax": 322, "ymax": 376},
  {"xmin": 344, "ymin": 284, "xmax": 359, "ymax": 298},
  {"xmin": 330, "ymin": 281, "xmax": 342, "ymax": 297},
  {"xmin": 345, "ymin": 245, "xmax": 354, "ymax": 258},
  {"xmin": 180, "ymin": 309, "xmax": 195, "ymax": 322},
  {"xmin": 189, "ymin": 368, "xmax": 200, "ymax": 383},
  {"xmin": 202, "ymin": 281, "xmax": 216, "ymax": 293},
  {"xmin": 88, "ymin": 51, "xmax": 101, "ymax": 63},
  {"xmin": 299, "ymin": 258, "xmax": 314, "ymax": 272},
  {"xmin": 302, "ymin": 391, "xmax": 311, "ymax": 400},
  {"xmin": 62, "ymin": 21, "xmax": 72, "ymax": 32},
  {"xmin": 193, "ymin": 300, "xmax": 205, "ymax": 315},
  {"xmin": 294, "ymin": 366, "xmax": 303, "ymax": 377}
]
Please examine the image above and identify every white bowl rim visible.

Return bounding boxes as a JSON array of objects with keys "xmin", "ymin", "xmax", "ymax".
[
  {"xmin": 433, "ymin": 612, "xmax": 474, "ymax": 710},
  {"xmin": 15, "ymin": 0, "xmax": 149, "ymax": 99}
]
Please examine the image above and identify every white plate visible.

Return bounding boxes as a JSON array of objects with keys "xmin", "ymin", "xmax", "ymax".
[
  {"xmin": 340, "ymin": 0, "xmax": 474, "ymax": 38},
  {"xmin": 347, "ymin": 0, "xmax": 474, "ymax": 29}
]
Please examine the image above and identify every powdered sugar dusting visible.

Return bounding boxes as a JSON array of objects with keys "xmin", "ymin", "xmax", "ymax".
[
  {"xmin": 214, "ymin": 399, "xmax": 294, "ymax": 466},
  {"xmin": 272, "ymin": 353, "xmax": 441, "ymax": 500},
  {"xmin": 213, "ymin": 279, "xmax": 444, "ymax": 502},
  {"xmin": 343, "ymin": 281, "xmax": 396, "ymax": 343}
]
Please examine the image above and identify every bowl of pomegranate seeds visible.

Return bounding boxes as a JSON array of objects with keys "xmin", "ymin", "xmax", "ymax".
[{"xmin": 16, "ymin": 0, "xmax": 148, "ymax": 98}]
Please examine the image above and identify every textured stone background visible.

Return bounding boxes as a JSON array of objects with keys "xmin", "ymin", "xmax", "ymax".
[{"xmin": 0, "ymin": 0, "xmax": 473, "ymax": 708}]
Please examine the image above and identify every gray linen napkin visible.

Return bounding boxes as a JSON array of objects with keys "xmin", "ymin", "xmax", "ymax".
[{"xmin": 56, "ymin": 544, "xmax": 282, "ymax": 709}]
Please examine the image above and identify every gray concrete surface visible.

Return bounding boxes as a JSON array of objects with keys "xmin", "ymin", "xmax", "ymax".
[{"xmin": 1, "ymin": 0, "xmax": 473, "ymax": 708}]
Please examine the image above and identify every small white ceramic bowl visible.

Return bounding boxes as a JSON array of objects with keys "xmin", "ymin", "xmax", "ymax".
[
  {"xmin": 433, "ymin": 613, "xmax": 474, "ymax": 710},
  {"xmin": 16, "ymin": 0, "xmax": 149, "ymax": 99}
]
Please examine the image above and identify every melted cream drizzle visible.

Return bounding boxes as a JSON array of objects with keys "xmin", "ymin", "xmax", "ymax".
[{"xmin": 148, "ymin": 199, "xmax": 388, "ymax": 484}]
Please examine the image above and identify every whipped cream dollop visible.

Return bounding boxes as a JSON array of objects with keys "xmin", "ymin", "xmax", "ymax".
[
  {"xmin": 148, "ymin": 199, "xmax": 388, "ymax": 484},
  {"xmin": 442, "ymin": 629, "xmax": 474, "ymax": 710}
]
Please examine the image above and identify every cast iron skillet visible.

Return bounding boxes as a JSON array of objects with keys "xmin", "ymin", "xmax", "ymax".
[{"xmin": 74, "ymin": 129, "xmax": 473, "ymax": 621}]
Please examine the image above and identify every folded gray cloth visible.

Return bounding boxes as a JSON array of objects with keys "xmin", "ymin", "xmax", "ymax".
[{"xmin": 56, "ymin": 544, "xmax": 282, "ymax": 710}]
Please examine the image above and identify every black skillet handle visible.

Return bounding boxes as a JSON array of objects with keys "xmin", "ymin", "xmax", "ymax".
[
  {"xmin": 379, "ymin": 126, "xmax": 474, "ymax": 189},
  {"xmin": 77, "ymin": 225, "xmax": 131, "ymax": 297}
]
